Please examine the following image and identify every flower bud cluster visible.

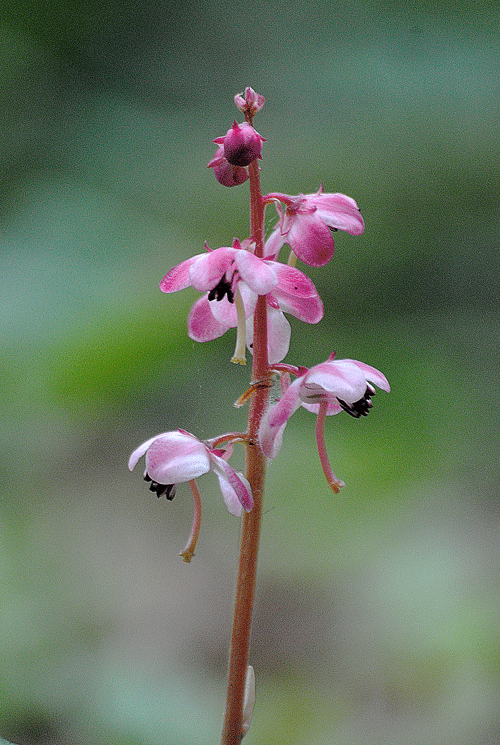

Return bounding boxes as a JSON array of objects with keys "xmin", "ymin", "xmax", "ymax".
[{"xmin": 209, "ymin": 120, "xmax": 265, "ymax": 186}]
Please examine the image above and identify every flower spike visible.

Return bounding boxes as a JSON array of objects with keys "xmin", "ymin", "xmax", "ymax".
[{"xmin": 129, "ymin": 88, "xmax": 390, "ymax": 744}]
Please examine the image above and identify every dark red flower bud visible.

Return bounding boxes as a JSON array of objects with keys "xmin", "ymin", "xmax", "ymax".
[
  {"xmin": 222, "ymin": 121, "xmax": 265, "ymax": 167},
  {"xmin": 207, "ymin": 145, "xmax": 249, "ymax": 187}
]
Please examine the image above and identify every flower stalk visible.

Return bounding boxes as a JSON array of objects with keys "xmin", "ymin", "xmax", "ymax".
[
  {"xmin": 315, "ymin": 401, "xmax": 345, "ymax": 494},
  {"xmin": 179, "ymin": 479, "xmax": 203, "ymax": 562},
  {"xmin": 127, "ymin": 86, "xmax": 390, "ymax": 744},
  {"xmin": 220, "ymin": 145, "xmax": 270, "ymax": 745}
]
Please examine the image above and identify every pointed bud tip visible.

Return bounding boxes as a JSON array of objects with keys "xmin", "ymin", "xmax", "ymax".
[{"xmin": 234, "ymin": 87, "xmax": 265, "ymax": 116}]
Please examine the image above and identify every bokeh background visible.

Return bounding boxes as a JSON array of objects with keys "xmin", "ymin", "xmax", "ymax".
[{"xmin": 1, "ymin": 1, "xmax": 499, "ymax": 743}]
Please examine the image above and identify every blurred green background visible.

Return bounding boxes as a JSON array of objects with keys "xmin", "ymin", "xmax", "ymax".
[{"xmin": 1, "ymin": 0, "xmax": 499, "ymax": 743}]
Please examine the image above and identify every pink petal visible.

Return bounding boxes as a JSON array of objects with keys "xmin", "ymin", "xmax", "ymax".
[
  {"xmin": 214, "ymin": 473, "xmax": 243, "ymax": 516},
  {"xmin": 245, "ymin": 305, "xmax": 291, "ymax": 365},
  {"xmin": 349, "ymin": 360, "xmax": 391, "ymax": 392},
  {"xmin": 310, "ymin": 193, "xmax": 365, "ymax": 235},
  {"xmin": 265, "ymin": 306, "xmax": 291, "ymax": 364},
  {"xmin": 128, "ymin": 434, "xmax": 162, "ymax": 471},
  {"xmin": 263, "ymin": 226, "xmax": 286, "ymax": 260},
  {"xmin": 269, "ymin": 266, "xmax": 324, "ymax": 323},
  {"xmin": 144, "ymin": 431, "xmax": 211, "ymax": 483},
  {"xmin": 188, "ymin": 296, "xmax": 231, "ymax": 341},
  {"xmin": 210, "ymin": 454, "xmax": 254, "ymax": 514},
  {"xmin": 305, "ymin": 362, "xmax": 367, "ymax": 401},
  {"xmin": 209, "ymin": 294, "xmax": 239, "ymax": 326},
  {"xmin": 279, "ymin": 291, "xmax": 324, "ymax": 323},
  {"xmin": 305, "ymin": 359, "xmax": 390, "ymax": 402},
  {"xmin": 287, "ymin": 212, "xmax": 335, "ymax": 267},
  {"xmin": 270, "ymin": 263, "xmax": 316, "ymax": 297},
  {"xmin": 301, "ymin": 400, "xmax": 343, "ymax": 416},
  {"xmin": 189, "ymin": 247, "xmax": 235, "ymax": 292},
  {"xmin": 235, "ymin": 250, "xmax": 277, "ymax": 295},
  {"xmin": 160, "ymin": 256, "xmax": 199, "ymax": 293},
  {"xmin": 259, "ymin": 376, "xmax": 304, "ymax": 459}
]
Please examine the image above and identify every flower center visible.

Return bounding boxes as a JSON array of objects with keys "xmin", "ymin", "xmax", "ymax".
[
  {"xmin": 337, "ymin": 385, "xmax": 376, "ymax": 418},
  {"xmin": 144, "ymin": 473, "xmax": 177, "ymax": 500},
  {"xmin": 208, "ymin": 276, "xmax": 235, "ymax": 303}
]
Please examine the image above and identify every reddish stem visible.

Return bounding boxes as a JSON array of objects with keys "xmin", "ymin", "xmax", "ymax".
[{"xmin": 220, "ymin": 157, "xmax": 270, "ymax": 745}]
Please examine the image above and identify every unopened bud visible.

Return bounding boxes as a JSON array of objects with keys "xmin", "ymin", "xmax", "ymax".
[
  {"xmin": 207, "ymin": 145, "xmax": 249, "ymax": 187},
  {"xmin": 234, "ymin": 87, "xmax": 265, "ymax": 116},
  {"xmin": 223, "ymin": 121, "xmax": 265, "ymax": 167}
]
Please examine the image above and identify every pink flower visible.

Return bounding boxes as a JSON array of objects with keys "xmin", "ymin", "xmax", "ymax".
[
  {"xmin": 244, "ymin": 263, "xmax": 324, "ymax": 363},
  {"xmin": 208, "ymin": 145, "xmax": 249, "ymax": 187},
  {"xmin": 160, "ymin": 241, "xmax": 323, "ymax": 364},
  {"xmin": 186, "ymin": 262, "xmax": 323, "ymax": 364},
  {"xmin": 264, "ymin": 186, "xmax": 365, "ymax": 267},
  {"xmin": 215, "ymin": 121, "xmax": 266, "ymax": 167},
  {"xmin": 160, "ymin": 238, "xmax": 277, "ymax": 306},
  {"xmin": 259, "ymin": 355, "xmax": 390, "ymax": 491},
  {"xmin": 128, "ymin": 429, "xmax": 253, "ymax": 517}
]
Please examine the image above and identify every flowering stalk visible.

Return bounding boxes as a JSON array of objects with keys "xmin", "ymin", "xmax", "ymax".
[
  {"xmin": 128, "ymin": 86, "xmax": 390, "ymax": 744},
  {"xmin": 221, "ymin": 136, "xmax": 270, "ymax": 745}
]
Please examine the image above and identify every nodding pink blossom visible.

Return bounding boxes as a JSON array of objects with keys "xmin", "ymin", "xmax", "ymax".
[
  {"xmin": 264, "ymin": 187, "xmax": 365, "ymax": 267},
  {"xmin": 160, "ymin": 238, "xmax": 277, "ymax": 305},
  {"xmin": 214, "ymin": 121, "xmax": 266, "ymax": 167},
  {"xmin": 208, "ymin": 145, "xmax": 249, "ymax": 187},
  {"xmin": 185, "ymin": 262, "xmax": 323, "ymax": 364},
  {"xmin": 160, "ymin": 241, "xmax": 323, "ymax": 365},
  {"xmin": 128, "ymin": 429, "xmax": 253, "ymax": 517},
  {"xmin": 259, "ymin": 355, "xmax": 390, "ymax": 491}
]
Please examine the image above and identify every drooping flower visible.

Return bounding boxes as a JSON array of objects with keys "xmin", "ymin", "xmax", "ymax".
[
  {"xmin": 208, "ymin": 145, "xmax": 249, "ymax": 187},
  {"xmin": 129, "ymin": 429, "xmax": 253, "ymax": 561},
  {"xmin": 186, "ymin": 261, "xmax": 323, "ymax": 364},
  {"xmin": 129, "ymin": 429, "xmax": 253, "ymax": 516},
  {"xmin": 160, "ymin": 239, "xmax": 276, "ymax": 304},
  {"xmin": 259, "ymin": 355, "xmax": 390, "ymax": 491},
  {"xmin": 264, "ymin": 186, "xmax": 365, "ymax": 267},
  {"xmin": 160, "ymin": 239, "xmax": 277, "ymax": 361},
  {"xmin": 160, "ymin": 241, "xmax": 323, "ymax": 364}
]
